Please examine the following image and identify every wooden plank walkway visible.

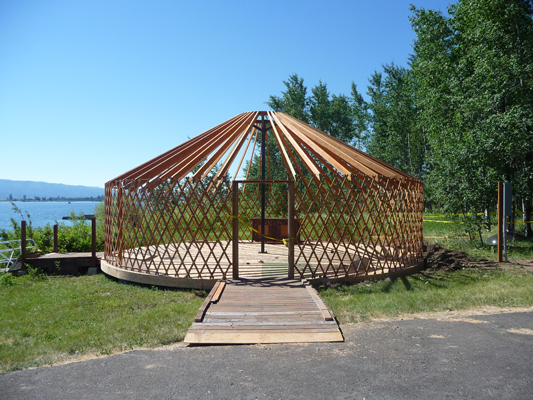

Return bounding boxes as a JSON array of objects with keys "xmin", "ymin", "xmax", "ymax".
[{"xmin": 184, "ymin": 278, "xmax": 343, "ymax": 345}]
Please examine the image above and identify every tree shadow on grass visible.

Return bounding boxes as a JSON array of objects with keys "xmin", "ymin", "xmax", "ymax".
[
  {"xmin": 377, "ymin": 276, "xmax": 414, "ymax": 293},
  {"xmin": 400, "ymin": 276, "xmax": 412, "ymax": 291},
  {"xmin": 378, "ymin": 279, "xmax": 395, "ymax": 293}
]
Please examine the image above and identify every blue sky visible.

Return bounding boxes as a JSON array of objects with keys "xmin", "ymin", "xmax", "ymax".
[{"xmin": 1, "ymin": 0, "xmax": 451, "ymax": 188}]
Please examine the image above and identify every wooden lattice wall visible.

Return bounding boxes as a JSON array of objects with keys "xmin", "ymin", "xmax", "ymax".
[{"xmin": 104, "ymin": 174, "xmax": 423, "ymax": 282}]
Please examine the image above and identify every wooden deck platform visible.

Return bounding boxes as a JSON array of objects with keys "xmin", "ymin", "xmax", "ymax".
[
  {"xmin": 115, "ymin": 240, "xmax": 408, "ymax": 280},
  {"xmin": 25, "ymin": 252, "xmax": 104, "ymax": 275},
  {"xmin": 184, "ymin": 278, "xmax": 344, "ymax": 345}
]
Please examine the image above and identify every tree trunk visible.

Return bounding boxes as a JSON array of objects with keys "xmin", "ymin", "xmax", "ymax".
[{"xmin": 524, "ymin": 198, "xmax": 532, "ymax": 238}]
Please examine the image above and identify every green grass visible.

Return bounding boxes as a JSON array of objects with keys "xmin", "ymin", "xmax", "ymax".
[
  {"xmin": 318, "ymin": 213, "xmax": 533, "ymax": 324},
  {"xmin": 423, "ymin": 215, "xmax": 533, "ymax": 262},
  {"xmin": 320, "ymin": 267, "xmax": 533, "ymax": 324},
  {"xmin": 1, "ymin": 212, "xmax": 531, "ymax": 374},
  {"xmin": 0, "ymin": 273, "xmax": 205, "ymax": 374}
]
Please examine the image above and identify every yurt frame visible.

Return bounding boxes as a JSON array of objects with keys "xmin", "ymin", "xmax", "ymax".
[{"xmin": 102, "ymin": 111, "xmax": 424, "ymax": 288}]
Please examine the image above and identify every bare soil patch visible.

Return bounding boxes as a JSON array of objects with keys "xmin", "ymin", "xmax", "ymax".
[{"xmin": 424, "ymin": 243, "xmax": 533, "ymax": 272}]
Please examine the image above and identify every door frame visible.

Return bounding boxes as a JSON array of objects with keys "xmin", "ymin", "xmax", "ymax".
[{"xmin": 231, "ymin": 180, "xmax": 295, "ymax": 279}]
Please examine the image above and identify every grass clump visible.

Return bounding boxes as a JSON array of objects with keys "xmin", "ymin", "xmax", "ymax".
[
  {"xmin": 0, "ymin": 272, "xmax": 205, "ymax": 374},
  {"xmin": 320, "ymin": 267, "xmax": 533, "ymax": 324}
]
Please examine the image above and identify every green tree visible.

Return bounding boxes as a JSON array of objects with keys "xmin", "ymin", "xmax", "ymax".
[
  {"xmin": 410, "ymin": 0, "xmax": 533, "ymax": 237},
  {"xmin": 366, "ymin": 63, "xmax": 426, "ymax": 179},
  {"xmin": 350, "ymin": 83, "xmax": 371, "ymax": 150},
  {"xmin": 309, "ymin": 81, "xmax": 331, "ymax": 133},
  {"xmin": 328, "ymin": 94, "xmax": 355, "ymax": 143},
  {"xmin": 269, "ymin": 76, "xmax": 360, "ymax": 144},
  {"xmin": 267, "ymin": 74, "xmax": 310, "ymax": 124}
]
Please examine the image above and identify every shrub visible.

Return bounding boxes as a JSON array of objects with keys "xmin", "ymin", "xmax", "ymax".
[{"xmin": 1, "ymin": 202, "xmax": 105, "ymax": 255}]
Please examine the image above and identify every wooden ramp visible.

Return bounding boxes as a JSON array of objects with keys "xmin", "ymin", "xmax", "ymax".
[{"xmin": 184, "ymin": 278, "xmax": 343, "ymax": 345}]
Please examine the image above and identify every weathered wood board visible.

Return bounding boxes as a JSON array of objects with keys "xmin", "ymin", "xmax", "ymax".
[{"xmin": 184, "ymin": 278, "xmax": 343, "ymax": 345}]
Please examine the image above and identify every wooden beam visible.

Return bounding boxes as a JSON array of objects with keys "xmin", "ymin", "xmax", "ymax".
[
  {"xmin": 268, "ymin": 113, "xmax": 312, "ymax": 184},
  {"xmin": 270, "ymin": 113, "xmax": 321, "ymax": 176},
  {"xmin": 232, "ymin": 127, "xmax": 257, "ymax": 182},
  {"xmin": 283, "ymin": 112, "xmax": 414, "ymax": 179},
  {"xmin": 169, "ymin": 113, "xmax": 256, "ymax": 181},
  {"xmin": 282, "ymin": 128, "xmax": 337, "ymax": 188},
  {"xmin": 276, "ymin": 113, "xmax": 384, "ymax": 179},
  {"xmin": 288, "ymin": 181, "xmax": 295, "ymax": 279},
  {"xmin": 194, "ymin": 280, "xmax": 222, "ymax": 322},
  {"xmin": 211, "ymin": 281, "xmax": 226, "ymax": 303},
  {"xmin": 202, "ymin": 112, "xmax": 259, "ymax": 182},
  {"xmin": 302, "ymin": 280, "xmax": 333, "ymax": 321},
  {"xmin": 232, "ymin": 181, "xmax": 239, "ymax": 279},
  {"xmin": 277, "ymin": 113, "xmax": 414, "ymax": 181},
  {"xmin": 111, "ymin": 113, "xmax": 249, "ymax": 184},
  {"xmin": 243, "ymin": 129, "xmax": 259, "ymax": 193},
  {"xmin": 267, "ymin": 111, "xmax": 297, "ymax": 179}
]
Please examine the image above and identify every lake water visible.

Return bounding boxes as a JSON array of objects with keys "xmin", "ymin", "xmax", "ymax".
[{"xmin": 0, "ymin": 201, "xmax": 101, "ymax": 231}]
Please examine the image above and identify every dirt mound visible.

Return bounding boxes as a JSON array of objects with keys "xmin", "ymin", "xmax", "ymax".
[{"xmin": 424, "ymin": 243, "xmax": 533, "ymax": 272}]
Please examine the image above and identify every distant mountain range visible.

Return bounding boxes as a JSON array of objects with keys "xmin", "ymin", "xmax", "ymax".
[{"xmin": 0, "ymin": 179, "xmax": 104, "ymax": 200}]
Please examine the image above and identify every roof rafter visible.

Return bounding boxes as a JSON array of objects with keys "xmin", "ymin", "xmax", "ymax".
[{"xmin": 107, "ymin": 111, "xmax": 422, "ymax": 192}]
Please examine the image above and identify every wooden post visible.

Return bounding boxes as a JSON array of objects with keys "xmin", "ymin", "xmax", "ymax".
[
  {"xmin": 117, "ymin": 186, "xmax": 123, "ymax": 265},
  {"xmin": 288, "ymin": 181, "xmax": 295, "ymax": 279},
  {"xmin": 53, "ymin": 224, "xmax": 58, "ymax": 253},
  {"xmin": 104, "ymin": 183, "xmax": 110, "ymax": 261},
  {"xmin": 497, "ymin": 181, "xmax": 503, "ymax": 263},
  {"xmin": 232, "ymin": 181, "xmax": 239, "ymax": 279},
  {"xmin": 21, "ymin": 220, "xmax": 27, "ymax": 264},
  {"xmin": 260, "ymin": 117, "xmax": 266, "ymax": 254},
  {"xmin": 91, "ymin": 217, "xmax": 97, "ymax": 269}
]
